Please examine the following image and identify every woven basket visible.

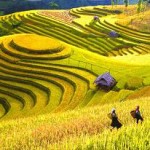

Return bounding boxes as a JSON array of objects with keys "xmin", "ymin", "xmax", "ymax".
[
  {"xmin": 107, "ymin": 113, "xmax": 112, "ymax": 119},
  {"xmin": 130, "ymin": 110, "xmax": 136, "ymax": 118}
]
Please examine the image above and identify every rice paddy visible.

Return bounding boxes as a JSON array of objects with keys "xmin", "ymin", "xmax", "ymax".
[{"xmin": 0, "ymin": 4, "xmax": 149, "ymax": 149}]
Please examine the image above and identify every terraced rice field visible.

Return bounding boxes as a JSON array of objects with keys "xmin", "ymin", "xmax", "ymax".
[
  {"xmin": 0, "ymin": 6, "xmax": 150, "ymax": 121},
  {"xmin": 0, "ymin": 34, "xmax": 149, "ymax": 119},
  {"xmin": 1, "ymin": 9, "xmax": 149, "ymax": 57},
  {"xmin": 0, "ymin": 5, "xmax": 150, "ymax": 149},
  {"xmin": 0, "ymin": 34, "xmax": 100, "ymax": 119}
]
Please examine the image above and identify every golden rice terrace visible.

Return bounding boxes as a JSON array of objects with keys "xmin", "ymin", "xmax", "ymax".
[{"xmin": 0, "ymin": 6, "xmax": 150, "ymax": 120}]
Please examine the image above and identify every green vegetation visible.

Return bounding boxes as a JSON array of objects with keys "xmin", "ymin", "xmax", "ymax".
[
  {"xmin": 49, "ymin": 1, "xmax": 59, "ymax": 9},
  {"xmin": 0, "ymin": 11, "xmax": 4, "ymax": 16},
  {"xmin": 124, "ymin": 0, "xmax": 129, "ymax": 7}
]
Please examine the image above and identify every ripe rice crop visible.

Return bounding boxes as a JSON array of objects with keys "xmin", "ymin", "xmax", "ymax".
[
  {"xmin": 0, "ymin": 98, "xmax": 149, "ymax": 149},
  {"xmin": 39, "ymin": 10, "xmax": 76, "ymax": 25},
  {"xmin": 11, "ymin": 34, "xmax": 63, "ymax": 52},
  {"xmin": 0, "ymin": 5, "xmax": 150, "ymax": 150},
  {"xmin": 117, "ymin": 9, "xmax": 150, "ymax": 32}
]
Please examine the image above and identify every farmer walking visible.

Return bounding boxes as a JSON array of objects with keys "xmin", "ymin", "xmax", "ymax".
[
  {"xmin": 135, "ymin": 106, "xmax": 143, "ymax": 124},
  {"xmin": 109, "ymin": 108, "xmax": 122, "ymax": 130},
  {"xmin": 130, "ymin": 106, "xmax": 143, "ymax": 124}
]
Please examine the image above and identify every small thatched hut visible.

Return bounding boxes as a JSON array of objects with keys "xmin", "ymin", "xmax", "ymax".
[
  {"xmin": 94, "ymin": 72, "xmax": 117, "ymax": 90},
  {"xmin": 109, "ymin": 30, "xmax": 119, "ymax": 38}
]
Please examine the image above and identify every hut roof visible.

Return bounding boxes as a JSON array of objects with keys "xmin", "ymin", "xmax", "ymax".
[
  {"xmin": 109, "ymin": 30, "xmax": 119, "ymax": 38},
  {"xmin": 94, "ymin": 72, "xmax": 116, "ymax": 87}
]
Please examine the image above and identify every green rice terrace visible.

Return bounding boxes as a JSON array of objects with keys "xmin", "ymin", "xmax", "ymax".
[{"xmin": 0, "ymin": 5, "xmax": 150, "ymax": 149}]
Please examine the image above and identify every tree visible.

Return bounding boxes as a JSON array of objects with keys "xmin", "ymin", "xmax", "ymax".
[
  {"xmin": 124, "ymin": 0, "xmax": 129, "ymax": 7},
  {"xmin": 142, "ymin": 0, "xmax": 149, "ymax": 12},
  {"xmin": 49, "ymin": 1, "xmax": 59, "ymax": 9},
  {"xmin": 137, "ymin": 0, "xmax": 143, "ymax": 13},
  {"xmin": 115, "ymin": 0, "xmax": 119, "ymax": 6},
  {"xmin": 111, "ymin": 0, "xmax": 115, "ymax": 7},
  {"xmin": 111, "ymin": 0, "xmax": 119, "ymax": 8}
]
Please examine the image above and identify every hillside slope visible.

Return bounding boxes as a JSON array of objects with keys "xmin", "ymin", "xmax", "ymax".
[
  {"xmin": 0, "ymin": 5, "xmax": 149, "ymax": 149},
  {"xmin": 0, "ymin": 5, "xmax": 150, "ymax": 120},
  {"xmin": 0, "ymin": 33, "xmax": 149, "ymax": 120}
]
